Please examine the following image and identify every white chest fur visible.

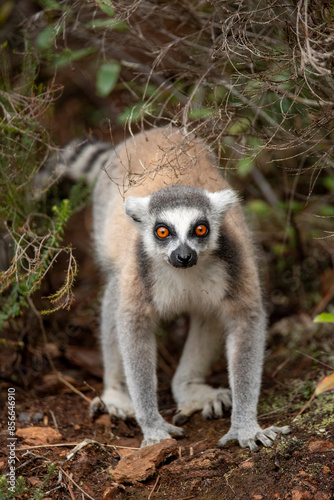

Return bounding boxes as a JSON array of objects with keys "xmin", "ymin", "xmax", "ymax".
[{"xmin": 151, "ymin": 257, "xmax": 229, "ymax": 319}]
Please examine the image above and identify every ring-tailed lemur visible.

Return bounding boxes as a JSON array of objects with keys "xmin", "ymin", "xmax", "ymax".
[{"xmin": 53, "ymin": 126, "xmax": 290, "ymax": 449}]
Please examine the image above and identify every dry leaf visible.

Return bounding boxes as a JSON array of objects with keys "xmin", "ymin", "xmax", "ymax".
[
  {"xmin": 315, "ymin": 373, "xmax": 334, "ymax": 396},
  {"xmin": 295, "ymin": 373, "xmax": 334, "ymax": 417}
]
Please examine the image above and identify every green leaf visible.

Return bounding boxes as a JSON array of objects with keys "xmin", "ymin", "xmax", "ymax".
[
  {"xmin": 317, "ymin": 205, "xmax": 334, "ymax": 216},
  {"xmin": 237, "ymin": 157, "xmax": 254, "ymax": 177},
  {"xmin": 248, "ymin": 136, "xmax": 263, "ymax": 149},
  {"xmin": 54, "ymin": 47, "xmax": 95, "ymax": 67},
  {"xmin": 247, "ymin": 199, "xmax": 271, "ymax": 215},
  {"xmin": 0, "ymin": 1, "xmax": 14, "ymax": 26},
  {"xmin": 117, "ymin": 102, "xmax": 153, "ymax": 124},
  {"xmin": 96, "ymin": 0, "xmax": 115, "ymax": 17},
  {"xmin": 38, "ymin": 0, "xmax": 63, "ymax": 9},
  {"xmin": 37, "ymin": 24, "xmax": 62, "ymax": 50},
  {"xmin": 227, "ymin": 117, "xmax": 250, "ymax": 135},
  {"xmin": 96, "ymin": 62, "xmax": 121, "ymax": 97},
  {"xmin": 85, "ymin": 18, "xmax": 127, "ymax": 30},
  {"xmin": 188, "ymin": 107, "xmax": 214, "ymax": 120},
  {"xmin": 314, "ymin": 313, "xmax": 334, "ymax": 323},
  {"xmin": 323, "ymin": 176, "xmax": 334, "ymax": 192}
]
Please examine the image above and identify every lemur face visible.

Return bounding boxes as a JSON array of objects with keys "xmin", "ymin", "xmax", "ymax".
[
  {"xmin": 125, "ymin": 185, "xmax": 238, "ymax": 269},
  {"xmin": 152, "ymin": 207, "xmax": 210, "ymax": 268}
]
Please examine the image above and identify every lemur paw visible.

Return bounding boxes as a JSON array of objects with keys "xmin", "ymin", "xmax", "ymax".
[
  {"xmin": 218, "ymin": 424, "xmax": 291, "ymax": 451},
  {"xmin": 173, "ymin": 385, "xmax": 232, "ymax": 425},
  {"xmin": 90, "ymin": 388, "xmax": 135, "ymax": 420},
  {"xmin": 141, "ymin": 422, "xmax": 185, "ymax": 447}
]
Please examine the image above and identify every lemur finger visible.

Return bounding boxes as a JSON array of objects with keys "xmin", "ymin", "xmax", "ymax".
[
  {"xmin": 163, "ymin": 421, "xmax": 185, "ymax": 437},
  {"xmin": 212, "ymin": 399, "xmax": 224, "ymax": 418},
  {"xmin": 241, "ymin": 438, "xmax": 259, "ymax": 451},
  {"xmin": 262, "ymin": 428, "xmax": 277, "ymax": 441},
  {"xmin": 89, "ymin": 397, "xmax": 106, "ymax": 417},
  {"xmin": 114, "ymin": 407, "xmax": 128, "ymax": 420},
  {"xmin": 173, "ymin": 411, "xmax": 190, "ymax": 426},
  {"xmin": 202, "ymin": 396, "xmax": 226, "ymax": 419},
  {"xmin": 218, "ymin": 429, "xmax": 238, "ymax": 447},
  {"xmin": 255, "ymin": 432, "xmax": 273, "ymax": 448},
  {"xmin": 202, "ymin": 401, "xmax": 214, "ymax": 419},
  {"xmin": 269, "ymin": 425, "xmax": 291, "ymax": 435},
  {"xmin": 217, "ymin": 390, "xmax": 232, "ymax": 409}
]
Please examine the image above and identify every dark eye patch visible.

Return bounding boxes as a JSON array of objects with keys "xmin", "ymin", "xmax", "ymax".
[
  {"xmin": 154, "ymin": 222, "xmax": 176, "ymax": 242},
  {"xmin": 189, "ymin": 219, "xmax": 210, "ymax": 238}
]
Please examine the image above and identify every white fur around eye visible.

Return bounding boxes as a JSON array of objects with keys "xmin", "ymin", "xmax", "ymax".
[{"xmin": 160, "ymin": 207, "xmax": 203, "ymax": 242}]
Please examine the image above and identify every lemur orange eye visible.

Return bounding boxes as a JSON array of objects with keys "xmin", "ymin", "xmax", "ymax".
[
  {"xmin": 195, "ymin": 224, "xmax": 208, "ymax": 236},
  {"xmin": 156, "ymin": 226, "xmax": 169, "ymax": 239}
]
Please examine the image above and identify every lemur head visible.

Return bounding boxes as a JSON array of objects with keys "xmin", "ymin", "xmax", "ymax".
[{"xmin": 125, "ymin": 185, "xmax": 238, "ymax": 269}]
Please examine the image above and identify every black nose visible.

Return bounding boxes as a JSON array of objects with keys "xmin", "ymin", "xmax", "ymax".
[
  {"xmin": 170, "ymin": 244, "xmax": 197, "ymax": 268},
  {"xmin": 176, "ymin": 253, "xmax": 192, "ymax": 265}
]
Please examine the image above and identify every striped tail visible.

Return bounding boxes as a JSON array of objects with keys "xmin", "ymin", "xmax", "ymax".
[{"xmin": 36, "ymin": 138, "xmax": 115, "ymax": 191}]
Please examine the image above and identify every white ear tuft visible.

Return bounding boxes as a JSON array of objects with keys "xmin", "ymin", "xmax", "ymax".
[
  {"xmin": 124, "ymin": 195, "xmax": 150, "ymax": 224},
  {"xmin": 207, "ymin": 189, "xmax": 239, "ymax": 216}
]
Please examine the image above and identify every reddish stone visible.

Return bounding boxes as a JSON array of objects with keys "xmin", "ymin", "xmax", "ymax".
[
  {"xmin": 307, "ymin": 440, "xmax": 334, "ymax": 453},
  {"xmin": 110, "ymin": 439, "xmax": 178, "ymax": 484}
]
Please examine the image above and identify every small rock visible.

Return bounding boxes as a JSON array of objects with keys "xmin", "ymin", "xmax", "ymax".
[
  {"xmin": 297, "ymin": 471, "xmax": 310, "ymax": 477},
  {"xmin": 18, "ymin": 412, "xmax": 31, "ymax": 424},
  {"xmin": 103, "ymin": 483, "xmax": 125, "ymax": 499},
  {"xmin": 110, "ymin": 439, "xmax": 178, "ymax": 484},
  {"xmin": 307, "ymin": 440, "xmax": 334, "ymax": 453},
  {"xmin": 32, "ymin": 412, "xmax": 44, "ymax": 423},
  {"xmin": 291, "ymin": 490, "xmax": 313, "ymax": 500},
  {"xmin": 16, "ymin": 426, "xmax": 63, "ymax": 445},
  {"xmin": 27, "ymin": 477, "xmax": 42, "ymax": 486},
  {"xmin": 103, "ymin": 486, "xmax": 118, "ymax": 499},
  {"xmin": 239, "ymin": 461, "xmax": 254, "ymax": 469}
]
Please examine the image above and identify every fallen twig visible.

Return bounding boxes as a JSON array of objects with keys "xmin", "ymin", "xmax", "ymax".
[
  {"xmin": 16, "ymin": 441, "xmax": 140, "ymax": 452},
  {"xmin": 66, "ymin": 438, "xmax": 108, "ymax": 460},
  {"xmin": 148, "ymin": 474, "xmax": 160, "ymax": 500},
  {"xmin": 59, "ymin": 467, "xmax": 95, "ymax": 500},
  {"xmin": 67, "ymin": 478, "xmax": 76, "ymax": 500}
]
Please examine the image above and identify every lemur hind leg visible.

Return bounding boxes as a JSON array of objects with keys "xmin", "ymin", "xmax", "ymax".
[
  {"xmin": 172, "ymin": 315, "xmax": 231, "ymax": 425},
  {"xmin": 90, "ymin": 276, "xmax": 134, "ymax": 419}
]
